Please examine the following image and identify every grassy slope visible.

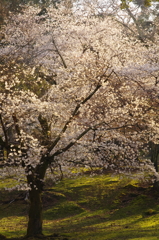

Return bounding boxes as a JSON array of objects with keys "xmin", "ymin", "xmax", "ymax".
[{"xmin": 0, "ymin": 173, "xmax": 159, "ymax": 240}]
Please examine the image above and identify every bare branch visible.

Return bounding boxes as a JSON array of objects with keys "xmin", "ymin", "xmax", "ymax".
[
  {"xmin": 125, "ymin": 7, "xmax": 145, "ymax": 42},
  {"xmin": 0, "ymin": 114, "xmax": 9, "ymax": 147},
  {"xmin": 52, "ymin": 37, "xmax": 67, "ymax": 68},
  {"xmin": 48, "ymin": 126, "xmax": 92, "ymax": 161}
]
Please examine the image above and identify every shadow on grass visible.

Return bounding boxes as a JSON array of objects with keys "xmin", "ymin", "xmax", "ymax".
[
  {"xmin": 0, "ymin": 189, "xmax": 29, "ymax": 219},
  {"xmin": 42, "ymin": 176, "xmax": 159, "ymax": 240}
]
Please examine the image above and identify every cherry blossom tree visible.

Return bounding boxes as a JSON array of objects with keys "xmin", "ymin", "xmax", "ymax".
[{"xmin": 0, "ymin": 3, "xmax": 159, "ymax": 237}]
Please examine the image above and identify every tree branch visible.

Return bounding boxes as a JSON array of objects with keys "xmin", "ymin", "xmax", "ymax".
[
  {"xmin": 52, "ymin": 126, "xmax": 92, "ymax": 157},
  {"xmin": 0, "ymin": 114, "xmax": 9, "ymax": 158},
  {"xmin": 12, "ymin": 114, "xmax": 27, "ymax": 168},
  {"xmin": 125, "ymin": 7, "xmax": 145, "ymax": 42},
  {"xmin": 0, "ymin": 114, "xmax": 9, "ymax": 147},
  {"xmin": 12, "ymin": 114, "xmax": 21, "ymax": 136},
  {"xmin": 115, "ymin": 19, "xmax": 136, "ymax": 35},
  {"xmin": 52, "ymin": 37, "xmax": 67, "ymax": 68},
  {"xmin": 46, "ymin": 70, "xmax": 113, "ymax": 155}
]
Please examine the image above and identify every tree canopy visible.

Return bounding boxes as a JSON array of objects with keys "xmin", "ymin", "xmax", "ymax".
[{"xmin": 0, "ymin": 1, "xmax": 159, "ymax": 237}]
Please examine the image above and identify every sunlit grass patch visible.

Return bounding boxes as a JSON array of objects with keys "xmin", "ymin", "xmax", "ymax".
[
  {"xmin": 0, "ymin": 177, "xmax": 20, "ymax": 189},
  {"xmin": 0, "ymin": 216, "xmax": 27, "ymax": 238}
]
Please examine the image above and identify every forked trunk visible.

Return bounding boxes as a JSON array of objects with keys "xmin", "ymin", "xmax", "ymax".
[{"xmin": 27, "ymin": 189, "xmax": 43, "ymax": 237}]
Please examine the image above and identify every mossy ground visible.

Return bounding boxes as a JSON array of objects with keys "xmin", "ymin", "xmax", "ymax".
[{"xmin": 0, "ymin": 173, "xmax": 159, "ymax": 240}]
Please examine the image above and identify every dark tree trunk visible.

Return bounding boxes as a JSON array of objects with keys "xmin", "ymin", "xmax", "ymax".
[
  {"xmin": 150, "ymin": 142, "xmax": 159, "ymax": 172},
  {"xmin": 26, "ymin": 157, "xmax": 48, "ymax": 237},
  {"xmin": 153, "ymin": 180, "xmax": 159, "ymax": 190},
  {"xmin": 27, "ymin": 188, "xmax": 43, "ymax": 237}
]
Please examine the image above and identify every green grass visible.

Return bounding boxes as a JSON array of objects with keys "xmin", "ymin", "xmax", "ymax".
[{"xmin": 1, "ymin": 173, "xmax": 159, "ymax": 239}]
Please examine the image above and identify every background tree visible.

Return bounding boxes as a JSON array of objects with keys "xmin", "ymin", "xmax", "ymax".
[
  {"xmin": 78, "ymin": 0, "xmax": 159, "ymax": 43},
  {"xmin": 118, "ymin": 0, "xmax": 159, "ymax": 42}
]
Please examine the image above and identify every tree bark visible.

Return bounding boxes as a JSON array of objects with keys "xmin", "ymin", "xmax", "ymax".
[
  {"xmin": 150, "ymin": 142, "xmax": 159, "ymax": 172},
  {"xmin": 27, "ymin": 188, "xmax": 43, "ymax": 237}
]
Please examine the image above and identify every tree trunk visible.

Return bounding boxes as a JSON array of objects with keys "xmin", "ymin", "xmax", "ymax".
[
  {"xmin": 150, "ymin": 142, "xmax": 159, "ymax": 172},
  {"xmin": 27, "ymin": 189, "xmax": 43, "ymax": 237},
  {"xmin": 153, "ymin": 179, "xmax": 159, "ymax": 191}
]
